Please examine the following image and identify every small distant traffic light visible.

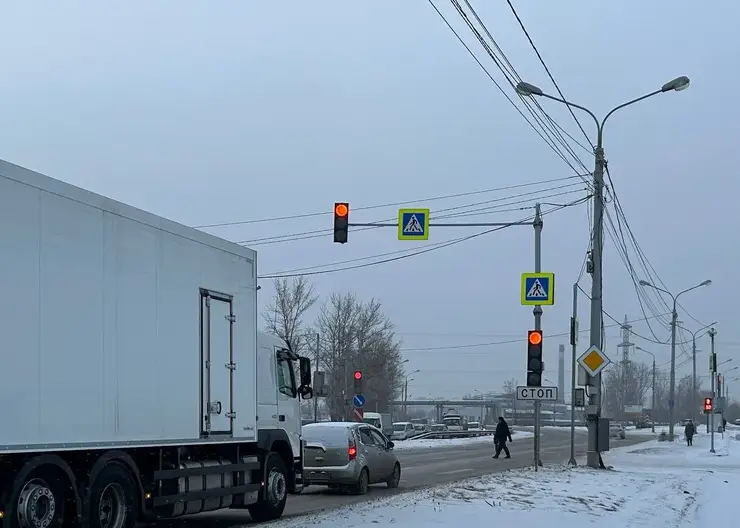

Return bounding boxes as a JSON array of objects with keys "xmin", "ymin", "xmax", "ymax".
[
  {"xmin": 353, "ymin": 370, "xmax": 363, "ymax": 393},
  {"xmin": 333, "ymin": 202, "xmax": 349, "ymax": 244},
  {"xmin": 527, "ymin": 330, "xmax": 543, "ymax": 387},
  {"xmin": 717, "ymin": 375, "xmax": 722, "ymax": 395},
  {"xmin": 703, "ymin": 397, "xmax": 713, "ymax": 413}
]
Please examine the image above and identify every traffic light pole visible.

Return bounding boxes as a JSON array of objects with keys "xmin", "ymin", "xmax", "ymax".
[
  {"xmin": 533, "ymin": 204, "xmax": 543, "ymax": 471},
  {"xmin": 709, "ymin": 328, "xmax": 716, "ymax": 453}
]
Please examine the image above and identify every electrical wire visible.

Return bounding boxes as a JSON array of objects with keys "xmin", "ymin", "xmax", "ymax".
[
  {"xmin": 399, "ymin": 311, "xmax": 672, "ymax": 352},
  {"xmin": 257, "ymin": 196, "xmax": 589, "ymax": 279},
  {"xmin": 239, "ymin": 181, "xmax": 587, "ymax": 246}
]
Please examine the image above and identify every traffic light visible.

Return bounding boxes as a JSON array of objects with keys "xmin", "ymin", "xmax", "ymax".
[
  {"xmin": 353, "ymin": 370, "xmax": 363, "ymax": 393},
  {"xmin": 333, "ymin": 202, "xmax": 349, "ymax": 243},
  {"xmin": 527, "ymin": 330, "xmax": 543, "ymax": 387},
  {"xmin": 717, "ymin": 375, "xmax": 722, "ymax": 395},
  {"xmin": 703, "ymin": 397, "xmax": 713, "ymax": 412}
]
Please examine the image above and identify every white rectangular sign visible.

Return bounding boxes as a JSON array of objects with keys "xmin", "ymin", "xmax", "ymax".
[{"xmin": 516, "ymin": 386, "xmax": 558, "ymax": 401}]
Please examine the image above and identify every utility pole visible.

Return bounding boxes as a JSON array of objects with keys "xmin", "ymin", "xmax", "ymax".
[
  {"xmin": 586, "ymin": 139, "xmax": 606, "ymax": 469},
  {"xmin": 692, "ymin": 334, "xmax": 697, "ymax": 424},
  {"xmin": 313, "ymin": 333, "xmax": 320, "ymax": 422},
  {"xmin": 533, "ymin": 203, "xmax": 543, "ymax": 470},
  {"xmin": 514, "ymin": 74, "xmax": 692, "ymax": 469},
  {"xmin": 709, "ymin": 327, "xmax": 717, "ymax": 453},
  {"xmin": 568, "ymin": 282, "xmax": 578, "ymax": 466}
]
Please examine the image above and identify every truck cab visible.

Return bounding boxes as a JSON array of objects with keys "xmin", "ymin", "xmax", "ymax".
[{"xmin": 256, "ymin": 332, "xmax": 310, "ymax": 491}]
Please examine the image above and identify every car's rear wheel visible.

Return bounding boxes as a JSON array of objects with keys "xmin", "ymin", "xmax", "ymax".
[
  {"xmin": 386, "ymin": 464, "xmax": 401, "ymax": 489},
  {"xmin": 352, "ymin": 468, "xmax": 369, "ymax": 495}
]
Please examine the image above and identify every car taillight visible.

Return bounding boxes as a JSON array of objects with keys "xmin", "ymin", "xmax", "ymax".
[{"xmin": 348, "ymin": 443, "xmax": 357, "ymax": 460}]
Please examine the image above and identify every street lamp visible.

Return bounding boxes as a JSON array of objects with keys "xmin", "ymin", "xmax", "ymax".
[
  {"xmin": 635, "ymin": 346, "xmax": 657, "ymax": 433},
  {"xmin": 517, "ymin": 75, "xmax": 691, "ymax": 468},
  {"xmin": 639, "ymin": 279, "xmax": 712, "ymax": 439},
  {"xmin": 676, "ymin": 321, "xmax": 718, "ymax": 422},
  {"xmin": 403, "ymin": 369, "xmax": 420, "ymax": 419}
]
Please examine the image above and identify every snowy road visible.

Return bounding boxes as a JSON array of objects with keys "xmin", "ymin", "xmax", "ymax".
[{"xmin": 155, "ymin": 426, "xmax": 647, "ymax": 527}]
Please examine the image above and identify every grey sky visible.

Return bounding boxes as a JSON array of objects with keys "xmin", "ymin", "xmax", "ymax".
[{"xmin": 2, "ymin": 1, "xmax": 738, "ymax": 400}]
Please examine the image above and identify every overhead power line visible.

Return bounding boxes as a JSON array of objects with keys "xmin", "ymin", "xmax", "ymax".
[
  {"xmin": 399, "ymin": 311, "xmax": 674, "ymax": 352},
  {"xmin": 258, "ymin": 196, "xmax": 589, "ymax": 279},
  {"xmin": 194, "ymin": 174, "xmax": 584, "ymax": 229}
]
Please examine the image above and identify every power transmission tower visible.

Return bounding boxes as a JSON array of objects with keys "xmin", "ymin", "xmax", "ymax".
[{"xmin": 617, "ymin": 315, "xmax": 633, "ymax": 418}]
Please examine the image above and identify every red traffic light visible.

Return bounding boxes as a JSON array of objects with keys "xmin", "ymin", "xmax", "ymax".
[
  {"xmin": 354, "ymin": 370, "xmax": 362, "ymax": 380},
  {"xmin": 528, "ymin": 330, "xmax": 543, "ymax": 346},
  {"xmin": 334, "ymin": 203, "xmax": 349, "ymax": 217},
  {"xmin": 703, "ymin": 397, "xmax": 712, "ymax": 411}
]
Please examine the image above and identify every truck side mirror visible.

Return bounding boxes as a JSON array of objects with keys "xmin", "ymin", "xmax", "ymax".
[{"xmin": 299, "ymin": 357, "xmax": 312, "ymax": 389}]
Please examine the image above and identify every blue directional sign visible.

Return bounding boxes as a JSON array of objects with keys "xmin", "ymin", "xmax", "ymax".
[
  {"xmin": 353, "ymin": 394, "xmax": 366, "ymax": 408},
  {"xmin": 520, "ymin": 272, "xmax": 555, "ymax": 306},
  {"xmin": 398, "ymin": 208, "xmax": 430, "ymax": 241}
]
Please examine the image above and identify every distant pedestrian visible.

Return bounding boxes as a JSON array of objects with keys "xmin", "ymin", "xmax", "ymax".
[
  {"xmin": 493, "ymin": 417, "xmax": 513, "ymax": 459},
  {"xmin": 684, "ymin": 420, "xmax": 695, "ymax": 446}
]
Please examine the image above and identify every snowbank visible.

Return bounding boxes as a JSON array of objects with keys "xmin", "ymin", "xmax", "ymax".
[
  {"xmin": 392, "ymin": 430, "xmax": 534, "ymax": 451},
  {"xmin": 269, "ymin": 426, "xmax": 736, "ymax": 526}
]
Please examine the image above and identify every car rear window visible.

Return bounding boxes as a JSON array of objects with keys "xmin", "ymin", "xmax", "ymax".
[{"xmin": 302, "ymin": 426, "xmax": 350, "ymax": 447}]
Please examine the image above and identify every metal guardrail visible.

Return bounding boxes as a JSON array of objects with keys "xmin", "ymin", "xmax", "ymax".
[{"xmin": 402, "ymin": 429, "xmax": 495, "ymax": 441}]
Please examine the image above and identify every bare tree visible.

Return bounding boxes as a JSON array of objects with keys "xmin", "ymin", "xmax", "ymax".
[
  {"xmin": 603, "ymin": 361, "xmax": 652, "ymax": 418},
  {"xmin": 502, "ymin": 379, "xmax": 518, "ymax": 423},
  {"xmin": 314, "ymin": 292, "xmax": 403, "ymax": 419},
  {"xmin": 262, "ymin": 277, "xmax": 318, "ymax": 354}
]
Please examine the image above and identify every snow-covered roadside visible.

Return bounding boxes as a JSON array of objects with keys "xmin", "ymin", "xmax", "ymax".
[
  {"xmin": 266, "ymin": 427, "xmax": 735, "ymax": 526},
  {"xmin": 392, "ymin": 429, "xmax": 534, "ymax": 451}
]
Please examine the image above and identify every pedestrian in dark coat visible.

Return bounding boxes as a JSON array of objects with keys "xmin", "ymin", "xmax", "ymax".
[
  {"xmin": 493, "ymin": 416, "xmax": 513, "ymax": 459},
  {"xmin": 684, "ymin": 420, "xmax": 695, "ymax": 446}
]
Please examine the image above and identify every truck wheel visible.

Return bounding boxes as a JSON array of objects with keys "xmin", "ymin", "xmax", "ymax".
[
  {"xmin": 11, "ymin": 469, "xmax": 69, "ymax": 528},
  {"xmin": 83, "ymin": 462, "xmax": 138, "ymax": 528},
  {"xmin": 248, "ymin": 453, "xmax": 288, "ymax": 522}
]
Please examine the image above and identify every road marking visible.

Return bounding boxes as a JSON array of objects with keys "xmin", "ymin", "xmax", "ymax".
[
  {"xmin": 438, "ymin": 468, "xmax": 474, "ymax": 475},
  {"xmin": 402, "ymin": 466, "xmax": 418, "ymax": 471}
]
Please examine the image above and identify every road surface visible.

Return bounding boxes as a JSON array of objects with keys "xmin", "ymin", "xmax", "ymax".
[{"xmin": 151, "ymin": 428, "xmax": 649, "ymax": 527}]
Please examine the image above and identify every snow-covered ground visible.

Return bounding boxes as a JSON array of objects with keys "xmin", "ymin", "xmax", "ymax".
[
  {"xmin": 269, "ymin": 425, "xmax": 736, "ymax": 526},
  {"xmin": 392, "ymin": 429, "xmax": 534, "ymax": 451}
]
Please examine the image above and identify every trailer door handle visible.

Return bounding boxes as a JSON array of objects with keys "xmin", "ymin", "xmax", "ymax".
[{"xmin": 279, "ymin": 415, "xmax": 286, "ymax": 422}]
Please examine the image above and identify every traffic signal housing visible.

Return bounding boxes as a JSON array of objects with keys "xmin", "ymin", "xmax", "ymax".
[
  {"xmin": 333, "ymin": 202, "xmax": 349, "ymax": 243},
  {"xmin": 703, "ymin": 397, "xmax": 713, "ymax": 413},
  {"xmin": 353, "ymin": 370, "xmax": 363, "ymax": 393},
  {"xmin": 527, "ymin": 330, "xmax": 543, "ymax": 387}
]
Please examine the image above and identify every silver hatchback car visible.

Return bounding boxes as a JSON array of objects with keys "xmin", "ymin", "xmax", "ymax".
[{"xmin": 302, "ymin": 422, "xmax": 401, "ymax": 494}]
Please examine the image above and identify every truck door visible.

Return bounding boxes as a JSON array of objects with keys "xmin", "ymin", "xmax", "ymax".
[
  {"xmin": 200, "ymin": 289, "xmax": 235, "ymax": 436},
  {"xmin": 276, "ymin": 350, "xmax": 301, "ymax": 456}
]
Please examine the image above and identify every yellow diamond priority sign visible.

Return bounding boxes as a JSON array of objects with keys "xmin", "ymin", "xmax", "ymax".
[{"xmin": 578, "ymin": 345, "xmax": 610, "ymax": 376}]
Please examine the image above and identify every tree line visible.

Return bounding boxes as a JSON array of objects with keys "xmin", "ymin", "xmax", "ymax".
[{"xmin": 262, "ymin": 277, "xmax": 405, "ymax": 420}]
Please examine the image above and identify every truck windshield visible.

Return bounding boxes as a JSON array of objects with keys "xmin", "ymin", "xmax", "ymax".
[{"xmin": 363, "ymin": 418, "xmax": 381, "ymax": 428}]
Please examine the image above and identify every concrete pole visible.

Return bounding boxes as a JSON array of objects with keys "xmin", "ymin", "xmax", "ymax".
[
  {"xmin": 533, "ymin": 203, "xmax": 543, "ymax": 470},
  {"xmin": 314, "ymin": 333, "xmax": 320, "ymax": 422},
  {"xmin": 569, "ymin": 282, "xmax": 578, "ymax": 466},
  {"xmin": 651, "ymin": 359, "xmax": 656, "ymax": 434},
  {"xmin": 709, "ymin": 328, "xmax": 716, "ymax": 453},
  {"xmin": 668, "ymin": 298, "xmax": 678, "ymax": 440},
  {"xmin": 692, "ymin": 335, "xmax": 697, "ymax": 424},
  {"xmin": 586, "ymin": 140, "xmax": 606, "ymax": 469}
]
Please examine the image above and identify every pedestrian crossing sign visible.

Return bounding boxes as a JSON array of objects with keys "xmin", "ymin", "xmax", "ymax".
[
  {"xmin": 398, "ymin": 208, "xmax": 430, "ymax": 240},
  {"xmin": 520, "ymin": 272, "xmax": 555, "ymax": 306}
]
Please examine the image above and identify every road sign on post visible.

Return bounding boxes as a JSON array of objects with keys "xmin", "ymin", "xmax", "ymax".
[
  {"xmin": 353, "ymin": 394, "xmax": 366, "ymax": 408},
  {"xmin": 520, "ymin": 272, "xmax": 555, "ymax": 306},
  {"xmin": 578, "ymin": 345, "xmax": 610, "ymax": 377},
  {"xmin": 398, "ymin": 208, "xmax": 430, "ymax": 240},
  {"xmin": 516, "ymin": 386, "xmax": 558, "ymax": 401},
  {"xmin": 353, "ymin": 407, "xmax": 364, "ymax": 422}
]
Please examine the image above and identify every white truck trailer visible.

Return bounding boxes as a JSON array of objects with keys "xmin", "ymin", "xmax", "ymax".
[{"xmin": 0, "ymin": 159, "xmax": 314, "ymax": 527}]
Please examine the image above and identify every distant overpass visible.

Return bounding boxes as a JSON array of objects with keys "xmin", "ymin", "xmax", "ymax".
[
  {"xmin": 389, "ymin": 398, "xmax": 508, "ymax": 422},
  {"xmin": 390, "ymin": 399, "xmax": 507, "ymax": 407}
]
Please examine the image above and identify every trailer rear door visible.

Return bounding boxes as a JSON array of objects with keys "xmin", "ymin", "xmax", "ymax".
[{"xmin": 201, "ymin": 289, "xmax": 235, "ymax": 436}]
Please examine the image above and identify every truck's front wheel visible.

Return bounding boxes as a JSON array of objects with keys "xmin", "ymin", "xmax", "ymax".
[
  {"xmin": 248, "ymin": 453, "xmax": 288, "ymax": 522},
  {"xmin": 83, "ymin": 462, "xmax": 138, "ymax": 528}
]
